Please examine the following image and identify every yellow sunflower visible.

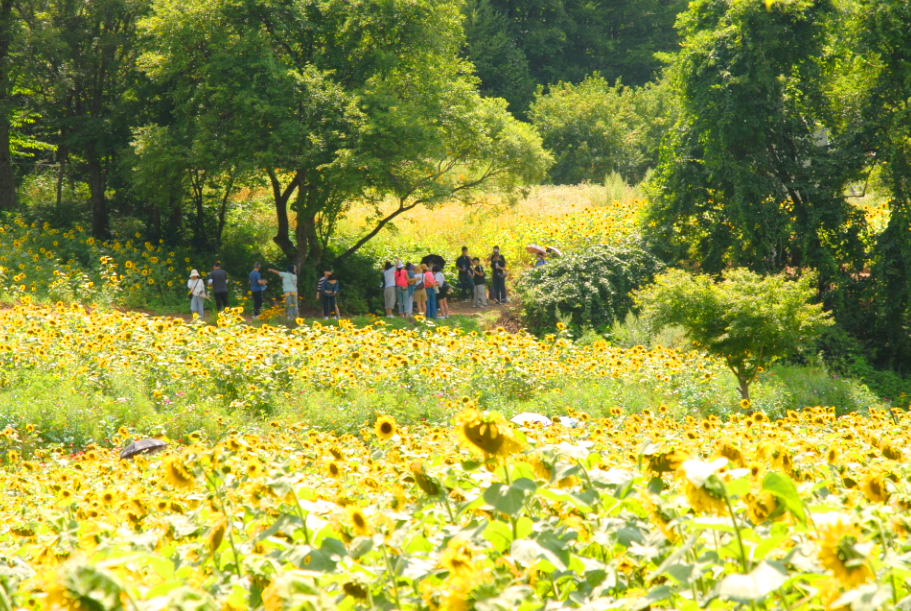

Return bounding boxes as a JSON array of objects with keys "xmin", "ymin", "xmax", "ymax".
[
  {"xmin": 374, "ymin": 415, "xmax": 397, "ymax": 442},
  {"xmin": 817, "ymin": 520, "xmax": 873, "ymax": 588},
  {"xmin": 346, "ymin": 506, "xmax": 372, "ymax": 537},
  {"xmin": 439, "ymin": 538, "xmax": 476, "ymax": 577},
  {"xmin": 455, "ymin": 409, "xmax": 524, "ymax": 459},
  {"xmin": 861, "ymin": 470, "xmax": 889, "ymax": 503},
  {"xmin": 161, "ymin": 456, "xmax": 196, "ymax": 490}
]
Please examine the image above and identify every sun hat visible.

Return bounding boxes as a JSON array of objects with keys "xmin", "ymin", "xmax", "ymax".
[{"xmin": 190, "ymin": 269, "xmax": 200, "ymax": 277}]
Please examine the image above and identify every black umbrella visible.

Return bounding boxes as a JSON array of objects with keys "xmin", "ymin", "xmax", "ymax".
[
  {"xmin": 421, "ymin": 254, "xmax": 446, "ymax": 269},
  {"xmin": 119, "ymin": 438, "xmax": 168, "ymax": 460}
]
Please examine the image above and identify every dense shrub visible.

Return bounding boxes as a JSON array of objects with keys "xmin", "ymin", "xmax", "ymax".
[{"xmin": 516, "ymin": 240, "xmax": 663, "ymax": 334}]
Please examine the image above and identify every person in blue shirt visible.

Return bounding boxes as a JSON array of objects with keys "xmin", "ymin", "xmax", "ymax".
[
  {"xmin": 249, "ymin": 262, "xmax": 267, "ymax": 319},
  {"xmin": 535, "ymin": 252, "xmax": 547, "ymax": 267}
]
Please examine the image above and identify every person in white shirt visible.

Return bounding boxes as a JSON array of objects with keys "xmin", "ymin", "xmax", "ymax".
[
  {"xmin": 382, "ymin": 261, "xmax": 397, "ymax": 317},
  {"xmin": 433, "ymin": 265, "xmax": 450, "ymax": 319},
  {"xmin": 268, "ymin": 264, "xmax": 298, "ymax": 321},
  {"xmin": 187, "ymin": 270, "xmax": 208, "ymax": 319}
]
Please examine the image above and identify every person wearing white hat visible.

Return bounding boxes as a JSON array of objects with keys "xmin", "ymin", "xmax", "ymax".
[{"xmin": 187, "ymin": 269, "xmax": 208, "ymax": 319}]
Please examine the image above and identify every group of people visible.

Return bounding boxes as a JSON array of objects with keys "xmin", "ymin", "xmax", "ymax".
[
  {"xmin": 381, "ymin": 245, "xmax": 519, "ymax": 318},
  {"xmin": 187, "ymin": 244, "xmax": 533, "ymax": 321},
  {"xmin": 189, "ymin": 261, "xmax": 342, "ymax": 321}
]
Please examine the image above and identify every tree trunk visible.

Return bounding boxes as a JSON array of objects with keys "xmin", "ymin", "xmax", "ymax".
[
  {"xmin": 0, "ymin": 0, "xmax": 14, "ymax": 210},
  {"xmin": 55, "ymin": 140, "xmax": 67, "ymax": 208},
  {"xmin": 215, "ymin": 173, "xmax": 235, "ymax": 246},
  {"xmin": 87, "ymin": 155, "xmax": 108, "ymax": 238},
  {"xmin": 189, "ymin": 170, "xmax": 208, "ymax": 249},
  {"xmin": 737, "ymin": 375, "xmax": 750, "ymax": 403},
  {"xmin": 166, "ymin": 193, "xmax": 182, "ymax": 243},
  {"xmin": 269, "ymin": 168, "xmax": 299, "ymax": 260},
  {"xmin": 0, "ymin": 121, "xmax": 15, "ymax": 209}
]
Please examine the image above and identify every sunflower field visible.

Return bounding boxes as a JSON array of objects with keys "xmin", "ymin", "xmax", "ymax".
[{"xmin": 1, "ymin": 403, "xmax": 910, "ymax": 611}]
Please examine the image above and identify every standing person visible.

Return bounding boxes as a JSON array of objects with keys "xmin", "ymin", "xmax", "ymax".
[
  {"xmin": 208, "ymin": 261, "xmax": 229, "ymax": 313},
  {"xmin": 394, "ymin": 261, "xmax": 409, "ymax": 317},
  {"xmin": 456, "ymin": 246, "xmax": 473, "ymax": 302},
  {"xmin": 188, "ymin": 269, "xmax": 208, "ymax": 319},
  {"xmin": 249, "ymin": 263, "xmax": 267, "ymax": 319},
  {"xmin": 433, "ymin": 264, "xmax": 450, "ymax": 319},
  {"xmin": 412, "ymin": 264, "xmax": 427, "ymax": 316},
  {"xmin": 422, "ymin": 263, "xmax": 438, "ymax": 318},
  {"xmin": 382, "ymin": 261, "xmax": 397, "ymax": 318},
  {"xmin": 491, "ymin": 253, "xmax": 507, "ymax": 305},
  {"xmin": 488, "ymin": 246, "xmax": 509, "ymax": 303},
  {"xmin": 535, "ymin": 252, "xmax": 547, "ymax": 267},
  {"xmin": 268, "ymin": 264, "xmax": 298, "ymax": 321},
  {"xmin": 321, "ymin": 274, "xmax": 340, "ymax": 320},
  {"xmin": 471, "ymin": 257, "xmax": 488, "ymax": 308},
  {"xmin": 316, "ymin": 269, "xmax": 341, "ymax": 318}
]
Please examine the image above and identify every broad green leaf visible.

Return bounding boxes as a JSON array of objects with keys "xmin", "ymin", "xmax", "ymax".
[
  {"xmin": 483, "ymin": 478, "xmax": 537, "ymax": 515},
  {"xmin": 762, "ymin": 472, "xmax": 806, "ymax": 525}
]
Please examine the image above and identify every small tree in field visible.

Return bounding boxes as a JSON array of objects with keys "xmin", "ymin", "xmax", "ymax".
[{"xmin": 636, "ymin": 269, "xmax": 832, "ymax": 403}]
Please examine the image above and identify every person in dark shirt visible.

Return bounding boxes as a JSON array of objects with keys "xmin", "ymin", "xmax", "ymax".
[
  {"xmin": 208, "ymin": 261, "xmax": 229, "ymax": 312},
  {"xmin": 488, "ymin": 246, "xmax": 509, "ymax": 302},
  {"xmin": 456, "ymin": 246, "xmax": 473, "ymax": 302},
  {"xmin": 249, "ymin": 263, "xmax": 267, "ymax": 319},
  {"xmin": 491, "ymin": 254, "xmax": 507, "ymax": 305}
]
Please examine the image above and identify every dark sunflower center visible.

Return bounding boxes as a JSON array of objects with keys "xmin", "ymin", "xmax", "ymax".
[
  {"xmin": 380, "ymin": 422, "xmax": 393, "ymax": 434},
  {"xmin": 465, "ymin": 421, "xmax": 504, "ymax": 454}
]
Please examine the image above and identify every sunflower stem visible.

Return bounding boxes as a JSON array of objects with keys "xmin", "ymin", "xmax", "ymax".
[
  {"xmin": 289, "ymin": 487, "xmax": 312, "ymax": 545},
  {"xmin": 381, "ymin": 543, "xmax": 401, "ymax": 609},
  {"xmin": 722, "ymin": 486, "xmax": 750, "ymax": 574},
  {"xmin": 440, "ymin": 490, "xmax": 455, "ymax": 524}
]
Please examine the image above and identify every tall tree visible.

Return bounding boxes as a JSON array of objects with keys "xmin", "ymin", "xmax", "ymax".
[
  {"xmin": 0, "ymin": 0, "xmax": 20, "ymax": 209},
  {"xmin": 848, "ymin": 0, "xmax": 911, "ymax": 368},
  {"xmin": 141, "ymin": 0, "xmax": 550, "ymax": 277},
  {"xmin": 21, "ymin": 0, "xmax": 148, "ymax": 237},
  {"xmin": 647, "ymin": 0, "xmax": 866, "ymax": 283}
]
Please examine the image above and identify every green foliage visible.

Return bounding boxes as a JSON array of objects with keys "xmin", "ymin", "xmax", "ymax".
[
  {"xmin": 516, "ymin": 240, "xmax": 663, "ymax": 334},
  {"xmin": 637, "ymin": 268, "xmax": 833, "ymax": 401},
  {"xmin": 462, "ymin": 0, "xmax": 688, "ymax": 115},
  {"xmin": 647, "ymin": 0, "xmax": 866, "ymax": 280},
  {"xmin": 529, "ymin": 76, "xmax": 677, "ymax": 184}
]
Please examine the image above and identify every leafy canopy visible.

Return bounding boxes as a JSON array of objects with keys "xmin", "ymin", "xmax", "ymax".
[
  {"xmin": 636, "ymin": 269, "xmax": 832, "ymax": 400},
  {"xmin": 647, "ymin": 0, "xmax": 865, "ymax": 278}
]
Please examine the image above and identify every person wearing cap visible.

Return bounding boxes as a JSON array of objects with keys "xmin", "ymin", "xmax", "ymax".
[
  {"xmin": 208, "ymin": 261, "xmax": 229, "ymax": 313},
  {"xmin": 268, "ymin": 264, "xmax": 298, "ymax": 321},
  {"xmin": 187, "ymin": 269, "xmax": 209, "ymax": 319},
  {"xmin": 382, "ymin": 260, "xmax": 398, "ymax": 318},
  {"xmin": 394, "ymin": 260, "xmax": 409, "ymax": 317}
]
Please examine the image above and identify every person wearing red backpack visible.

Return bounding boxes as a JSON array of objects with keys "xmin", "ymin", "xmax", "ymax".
[{"xmin": 422, "ymin": 263, "xmax": 438, "ymax": 318}]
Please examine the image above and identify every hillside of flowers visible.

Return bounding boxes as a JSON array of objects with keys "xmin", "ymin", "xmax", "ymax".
[{"xmin": 1, "ymin": 404, "xmax": 908, "ymax": 610}]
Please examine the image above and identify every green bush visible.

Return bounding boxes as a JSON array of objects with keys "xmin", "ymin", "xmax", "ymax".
[{"xmin": 515, "ymin": 240, "xmax": 663, "ymax": 335}]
